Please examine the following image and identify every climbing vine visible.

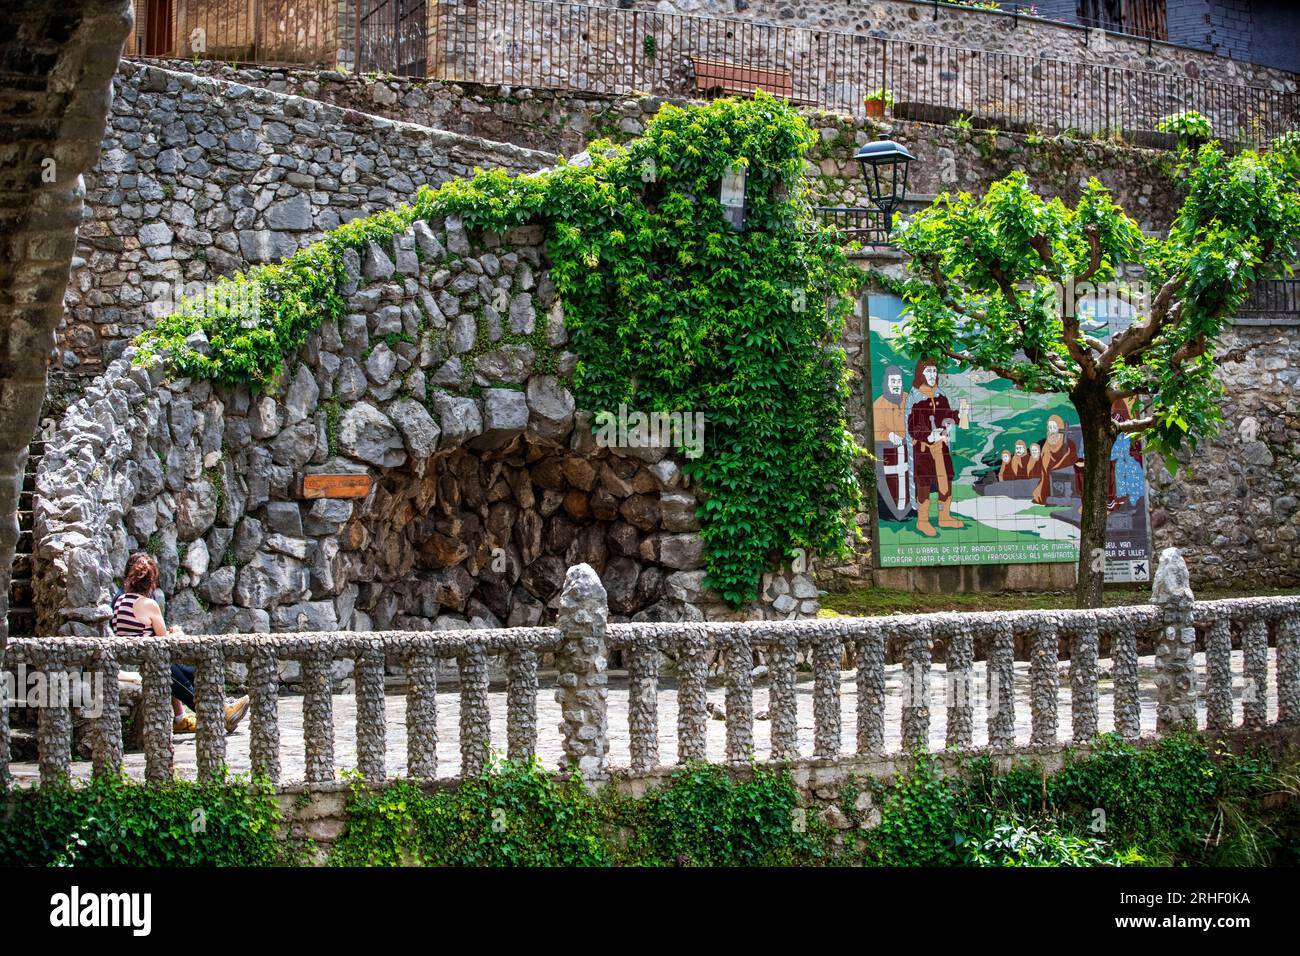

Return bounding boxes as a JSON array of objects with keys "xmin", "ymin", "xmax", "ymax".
[{"xmin": 135, "ymin": 94, "xmax": 864, "ymax": 606}]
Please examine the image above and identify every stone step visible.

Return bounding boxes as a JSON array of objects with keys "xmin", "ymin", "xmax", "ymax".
[
  {"xmin": 16, "ymin": 508, "xmax": 31, "ymax": 529},
  {"xmin": 16, "ymin": 530, "xmax": 31, "ymax": 553},
  {"xmin": 11, "ymin": 553, "xmax": 31, "ymax": 579},
  {"xmin": 21, "ymin": 471, "xmax": 34, "ymax": 493},
  {"xmin": 18, "ymin": 489, "xmax": 32, "ymax": 511}
]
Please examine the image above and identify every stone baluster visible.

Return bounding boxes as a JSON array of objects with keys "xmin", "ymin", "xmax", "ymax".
[
  {"xmin": 1071, "ymin": 618, "xmax": 1100, "ymax": 743},
  {"xmin": 302, "ymin": 649, "xmax": 335, "ymax": 784},
  {"xmin": 406, "ymin": 648, "xmax": 439, "ymax": 779},
  {"xmin": 1278, "ymin": 612, "xmax": 1299, "ymax": 726},
  {"xmin": 987, "ymin": 620, "xmax": 1016, "ymax": 749},
  {"xmin": 812, "ymin": 629, "xmax": 842, "ymax": 759},
  {"xmin": 0, "ymin": 669, "xmax": 9, "ymax": 789},
  {"xmin": 92, "ymin": 646, "xmax": 123, "ymax": 778},
  {"xmin": 35, "ymin": 651, "xmax": 72, "ymax": 785},
  {"xmin": 725, "ymin": 634, "xmax": 754, "ymax": 763},
  {"xmin": 1112, "ymin": 620, "xmax": 1141, "ymax": 740},
  {"xmin": 459, "ymin": 645, "xmax": 491, "ymax": 777},
  {"xmin": 769, "ymin": 631, "xmax": 799, "ymax": 761},
  {"xmin": 625, "ymin": 636, "xmax": 659, "ymax": 772},
  {"xmin": 900, "ymin": 620, "xmax": 932, "ymax": 752},
  {"xmin": 1242, "ymin": 617, "xmax": 1269, "ymax": 730},
  {"xmin": 1152, "ymin": 547, "xmax": 1197, "ymax": 733},
  {"xmin": 356, "ymin": 643, "xmax": 387, "ymax": 782},
  {"xmin": 1204, "ymin": 617, "xmax": 1234, "ymax": 733},
  {"xmin": 676, "ymin": 625, "xmax": 709, "ymax": 764},
  {"xmin": 1030, "ymin": 617, "xmax": 1059, "ymax": 746},
  {"xmin": 506, "ymin": 648, "xmax": 539, "ymax": 763},
  {"xmin": 555, "ymin": 564, "xmax": 609, "ymax": 777},
  {"xmin": 945, "ymin": 620, "xmax": 974, "ymax": 751},
  {"xmin": 194, "ymin": 644, "xmax": 227, "ymax": 782},
  {"xmin": 856, "ymin": 626, "xmax": 886, "ymax": 755},
  {"xmin": 248, "ymin": 646, "xmax": 281, "ymax": 784},
  {"xmin": 141, "ymin": 645, "xmax": 174, "ymax": 784}
]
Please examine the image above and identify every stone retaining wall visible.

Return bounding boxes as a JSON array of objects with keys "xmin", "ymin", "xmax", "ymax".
[{"xmin": 60, "ymin": 60, "xmax": 558, "ymax": 378}]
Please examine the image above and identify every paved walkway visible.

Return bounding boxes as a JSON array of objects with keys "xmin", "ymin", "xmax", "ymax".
[{"xmin": 5, "ymin": 650, "xmax": 1276, "ymax": 785}]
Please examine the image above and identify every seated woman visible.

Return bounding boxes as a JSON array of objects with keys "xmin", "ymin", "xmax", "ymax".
[{"xmin": 112, "ymin": 553, "xmax": 249, "ymax": 735}]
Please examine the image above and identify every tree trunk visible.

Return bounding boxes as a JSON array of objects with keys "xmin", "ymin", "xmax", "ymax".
[{"xmin": 1072, "ymin": 383, "xmax": 1118, "ymax": 608}]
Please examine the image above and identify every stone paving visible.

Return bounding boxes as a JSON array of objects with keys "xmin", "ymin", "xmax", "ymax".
[{"xmin": 5, "ymin": 649, "xmax": 1277, "ymax": 785}]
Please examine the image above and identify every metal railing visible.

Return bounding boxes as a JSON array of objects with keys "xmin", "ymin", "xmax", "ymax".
[
  {"xmin": 1238, "ymin": 278, "xmax": 1300, "ymax": 321},
  {"xmin": 431, "ymin": 0, "xmax": 1298, "ymax": 147},
  {"xmin": 814, "ymin": 206, "xmax": 893, "ymax": 245},
  {"xmin": 129, "ymin": 2, "xmax": 1297, "ymax": 148}
]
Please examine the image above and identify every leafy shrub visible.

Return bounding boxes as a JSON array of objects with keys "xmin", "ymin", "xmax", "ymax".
[
  {"xmin": 967, "ymin": 818, "xmax": 1136, "ymax": 867},
  {"xmin": 1156, "ymin": 110, "xmax": 1213, "ymax": 142},
  {"xmin": 331, "ymin": 759, "xmax": 827, "ymax": 867},
  {"xmin": 331, "ymin": 758, "xmax": 608, "ymax": 866},
  {"xmin": 608, "ymin": 762, "xmax": 827, "ymax": 866},
  {"xmin": 863, "ymin": 752, "xmax": 964, "ymax": 865},
  {"xmin": 0, "ymin": 771, "xmax": 288, "ymax": 866},
  {"xmin": 136, "ymin": 94, "xmax": 864, "ymax": 608}
]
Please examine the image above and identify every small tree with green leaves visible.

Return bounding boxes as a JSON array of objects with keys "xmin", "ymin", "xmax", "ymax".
[{"xmin": 891, "ymin": 139, "xmax": 1300, "ymax": 606}]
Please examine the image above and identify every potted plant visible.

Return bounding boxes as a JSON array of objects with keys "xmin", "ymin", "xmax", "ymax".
[
  {"xmin": 863, "ymin": 86, "xmax": 894, "ymax": 120},
  {"xmin": 1155, "ymin": 110, "xmax": 1214, "ymax": 150}
]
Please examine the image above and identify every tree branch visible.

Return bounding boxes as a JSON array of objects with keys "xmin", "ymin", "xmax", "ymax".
[
  {"xmin": 1098, "ymin": 274, "xmax": 1183, "ymax": 368},
  {"xmin": 1117, "ymin": 416, "xmax": 1156, "ymax": 433}
]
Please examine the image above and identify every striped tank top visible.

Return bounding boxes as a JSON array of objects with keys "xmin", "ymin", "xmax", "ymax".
[{"xmin": 111, "ymin": 592, "xmax": 151, "ymax": 637}]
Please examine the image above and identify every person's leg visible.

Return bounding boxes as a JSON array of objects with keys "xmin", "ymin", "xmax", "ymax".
[
  {"xmin": 938, "ymin": 490, "xmax": 964, "ymax": 528},
  {"xmin": 171, "ymin": 664, "xmax": 196, "ymax": 711},
  {"xmin": 915, "ymin": 482, "xmax": 937, "ymax": 536}
]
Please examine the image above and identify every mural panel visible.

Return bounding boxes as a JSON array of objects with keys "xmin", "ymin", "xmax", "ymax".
[{"xmin": 867, "ymin": 294, "xmax": 1150, "ymax": 581}]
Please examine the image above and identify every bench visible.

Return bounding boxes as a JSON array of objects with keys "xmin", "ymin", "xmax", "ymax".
[{"xmin": 688, "ymin": 56, "xmax": 813, "ymax": 104}]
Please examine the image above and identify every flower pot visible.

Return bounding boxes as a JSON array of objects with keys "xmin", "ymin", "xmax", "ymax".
[{"xmin": 864, "ymin": 98, "xmax": 886, "ymax": 119}]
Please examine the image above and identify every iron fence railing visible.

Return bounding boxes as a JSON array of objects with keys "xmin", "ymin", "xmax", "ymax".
[
  {"xmin": 1236, "ymin": 278, "xmax": 1300, "ymax": 324},
  {"xmin": 430, "ymin": 0, "xmax": 1298, "ymax": 148},
  {"xmin": 128, "ymin": 2, "xmax": 1297, "ymax": 147}
]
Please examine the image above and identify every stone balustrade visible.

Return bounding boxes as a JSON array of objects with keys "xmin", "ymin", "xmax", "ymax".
[{"xmin": 3, "ymin": 554, "xmax": 1298, "ymax": 790}]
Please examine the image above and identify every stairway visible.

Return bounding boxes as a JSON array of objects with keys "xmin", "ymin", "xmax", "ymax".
[{"xmin": 7, "ymin": 438, "xmax": 41, "ymax": 639}]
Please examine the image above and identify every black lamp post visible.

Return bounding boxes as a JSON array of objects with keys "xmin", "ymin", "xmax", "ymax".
[{"xmin": 854, "ymin": 134, "xmax": 915, "ymax": 221}]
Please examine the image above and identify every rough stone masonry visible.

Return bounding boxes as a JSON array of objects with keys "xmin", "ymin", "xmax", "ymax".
[{"xmin": 0, "ymin": 0, "xmax": 134, "ymax": 654}]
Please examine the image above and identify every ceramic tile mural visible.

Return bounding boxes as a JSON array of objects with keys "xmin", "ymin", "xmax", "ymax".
[{"xmin": 867, "ymin": 294, "xmax": 1150, "ymax": 581}]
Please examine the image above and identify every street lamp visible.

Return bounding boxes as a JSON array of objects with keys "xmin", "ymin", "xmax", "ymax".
[{"xmin": 854, "ymin": 134, "xmax": 915, "ymax": 220}]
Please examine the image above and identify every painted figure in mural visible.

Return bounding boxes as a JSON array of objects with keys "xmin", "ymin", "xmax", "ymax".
[
  {"xmin": 1028, "ymin": 442, "xmax": 1043, "ymax": 484},
  {"xmin": 873, "ymin": 364, "xmax": 911, "ymax": 521},
  {"xmin": 1033, "ymin": 414, "xmax": 1079, "ymax": 505},
  {"xmin": 905, "ymin": 357, "xmax": 964, "ymax": 537},
  {"xmin": 998, "ymin": 449, "xmax": 1014, "ymax": 480},
  {"xmin": 1009, "ymin": 440, "xmax": 1029, "ymax": 479},
  {"xmin": 1108, "ymin": 399, "xmax": 1146, "ymax": 511}
]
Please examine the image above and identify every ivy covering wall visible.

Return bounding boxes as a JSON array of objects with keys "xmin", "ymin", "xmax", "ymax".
[{"xmin": 137, "ymin": 93, "xmax": 863, "ymax": 606}]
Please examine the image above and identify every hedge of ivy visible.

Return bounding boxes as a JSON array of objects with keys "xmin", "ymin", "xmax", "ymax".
[
  {"xmin": 3, "ymin": 734, "xmax": 1295, "ymax": 866},
  {"xmin": 0, "ymin": 771, "xmax": 292, "ymax": 866},
  {"xmin": 135, "ymin": 94, "xmax": 864, "ymax": 607}
]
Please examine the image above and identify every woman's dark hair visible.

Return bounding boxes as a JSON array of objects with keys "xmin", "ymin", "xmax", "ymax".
[{"xmin": 124, "ymin": 553, "xmax": 159, "ymax": 595}]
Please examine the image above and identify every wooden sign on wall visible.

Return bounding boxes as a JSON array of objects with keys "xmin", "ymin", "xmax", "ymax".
[{"xmin": 301, "ymin": 473, "xmax": 371, "ymax": 499}]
